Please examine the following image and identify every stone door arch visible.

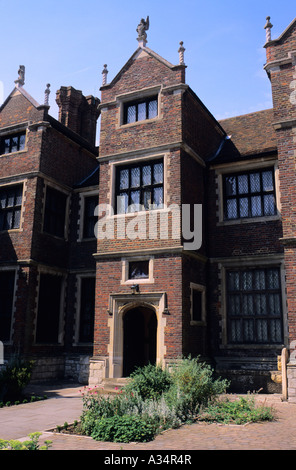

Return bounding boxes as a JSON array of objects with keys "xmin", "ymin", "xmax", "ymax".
[{"xmin": 107, "ymin": 293, "xmax": 168, "ymax": 378}]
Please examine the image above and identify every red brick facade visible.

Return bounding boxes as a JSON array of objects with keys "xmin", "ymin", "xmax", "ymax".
[{"xmin": 1, "ymin": 17, "xmax": 296, "ymax": 395}]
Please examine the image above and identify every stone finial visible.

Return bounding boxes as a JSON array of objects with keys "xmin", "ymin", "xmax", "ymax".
[
  {"xmin": 44, "ymin": 83, "xmax": 51, "ymax": 106},
  {"xmin": 15, "ymin": 65, "xmax": 25, "ymax": 87},
  {"xmin": 178, "ymin": 41, "xmax": 185, "ymax": 65},
  {"xmin": 137, "ymin": 16, "xmax": 149, "ymax": 47},
  {"xmin": 102, "ymin": 64, "xmax": 108, "ymax": 86},
  {"xmin": 264, "ymin": 16, "xmax": 273, "ymax": 43}
]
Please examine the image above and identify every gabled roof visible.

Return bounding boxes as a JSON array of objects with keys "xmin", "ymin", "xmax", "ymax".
[
  {"xmin": 101, "ymin": 46, "xmax": 183, "ymax": 90},
  {"xmin": 0, "ymin": 86, "xmax": 40, "ymax": 113},
  {"xmin": 268, "ymin": 17, "xmax": 296, "ymax": 44}
]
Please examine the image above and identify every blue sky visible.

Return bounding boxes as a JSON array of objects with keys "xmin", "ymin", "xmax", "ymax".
[{"xmin": 0, "ymin": 0, "xmax": 295, "ymax": 122}]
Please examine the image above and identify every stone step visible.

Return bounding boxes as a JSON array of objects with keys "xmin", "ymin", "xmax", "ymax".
[{"xmin": 101, "ymin": 377, "xmax": 130, "ymax": 394}]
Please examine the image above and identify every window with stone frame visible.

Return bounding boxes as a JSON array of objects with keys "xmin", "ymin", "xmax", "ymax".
[
  {"xmin": 223, "ymin": 168, "xmax": 276, "ymax": 220},
  {"xmin": 83, "ymin": 195, "xmax": 98, "ymax": 239},
  {"xmin": 0, "ymin": 131, "xmax": 26, "ymax": 155},
  {"xmin": 226, "ymin": 267, "xmax": 283, "ymax": 344},
  {"xmin": 123, "ymin": 95, "xmax": 158, "ymax": 124},
  {"xmin": 128, "ymin": 260, "xmax": 149, "ymax": 280},
  {"xmin": 0, "ymin": 184, "xmax": 23, "ymax": 231},
  {"xmin": 0, "ymin": 270, "xmax": 16, "ymax": 342},
  {"xmin": 43, "ymin": 186, "xmax": 68, "ymax": 238},
  {"xmin": 36, "ymin": 273, "xmax": 63, "ymax": 344},
  {"xmin": 116, "ymin": 159, "xmax": 164, "ymax": 214},
  {"xmin": 78, "ymin": 277, "xmax": 95, "ymax": 343}
]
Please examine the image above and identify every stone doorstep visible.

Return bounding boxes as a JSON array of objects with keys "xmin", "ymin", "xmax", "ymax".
[{"xmin": 101, "ymin": 377, "xmax": 131, "ymax": 394}]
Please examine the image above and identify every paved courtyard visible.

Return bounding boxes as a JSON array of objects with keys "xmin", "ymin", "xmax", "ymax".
[{"xmin": 0, "ymin": 383, "xmax": 295, "ymax": 451}]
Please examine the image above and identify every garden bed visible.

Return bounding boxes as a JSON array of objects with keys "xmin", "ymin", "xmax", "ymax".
[{"xmin": 52, "ymin": 358, "xmax": 276, "ymax": 444}]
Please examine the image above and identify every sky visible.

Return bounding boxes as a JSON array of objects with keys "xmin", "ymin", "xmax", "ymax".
[{"xmin": 0, "ymin": 0, "xmax": 295, "ymax": 124}]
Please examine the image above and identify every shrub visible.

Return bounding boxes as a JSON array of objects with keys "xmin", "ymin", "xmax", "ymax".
[
  {"xmin": 124, "ymin": 363, "xmax": 173, "ymax": 400},
  {"xmin": 0, "ymin": 432, "xmax": 52, "ymax": 450},
  {"xmin": 0, "ymin": 357, "xmax": 34, "ymax": 402},
  {"xmin": 91, "ymin": 415, "xmax": 157, "ymax": 443},
  {"xmin": 164, "ymin": 356, "xmax": 229, "ymax": 418}
]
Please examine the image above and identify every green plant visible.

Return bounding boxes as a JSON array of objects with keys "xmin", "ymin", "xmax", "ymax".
[
  {"xmin": 198, "ymin": 395, "xmax": 275, "ymax": 425},
  {"xmin": 0, "ymin": 357, "xmax": 34, "ymax": 402},
  {"xmin": 124, "ymin": 363, "xmax": 173, "ymax": 400},
  {"xmin": 91, "ymin": 415, "xmax": 157, "ymax": 443},
  {"xmin": 164, "ymin": 356, "xmax": 229, "ymax": 418},
  {"xmin": 0, "ymin": 432, "xmax": 52, "ymax": 450}
]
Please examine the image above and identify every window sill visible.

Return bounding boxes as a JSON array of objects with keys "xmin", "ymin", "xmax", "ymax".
[
  {"xmin": 0, "ymin": 228, "xmax": 23, "ymax": 234},
  {"xmin": 0, "ymin": 149, "xmax": 27, "ymax": 157},
  {"xmin": 121, "ymin": 278, "xmax": 155, "ymax": 285},
  {"xmin": 217, "ymin": 215, "xmax": 280, "ymax": 226},
  {"xmin": 120, "ymin": 116, "xmax": 160, "ymax": 128}
]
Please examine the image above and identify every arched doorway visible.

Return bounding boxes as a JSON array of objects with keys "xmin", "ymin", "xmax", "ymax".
[{"xmin": 123, "ymin": 306, "xmax": 157, "ymax": 377}]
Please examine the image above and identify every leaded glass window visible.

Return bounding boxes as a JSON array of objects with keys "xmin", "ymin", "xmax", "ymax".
[
  {"xmin": 226, "ymin": 267, "xmax": 283, "ymax": 344},
  {"xmin": 116, "ymin": 160, "xmax": 164, "ymax": 213},
  {"xmin": 0, "ymin": 132, "xmax": 26, "ymax": 154},
  {"xmin": 43, "ymin": 186, "xmax": 68, "ymax": 238},
  {"xmin": 123, "ymin": 96, "xmax": 158, "ymax": 124},
  {"xmin": 0, "ymin": 184, "xmax": 23, "ymax": 231},
  {"xmin": 224, "ymin": 169, "xmax": 276, "ymax": 220}
]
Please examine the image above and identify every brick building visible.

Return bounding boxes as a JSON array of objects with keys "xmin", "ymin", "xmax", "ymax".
[{"xmin": 1, "ymin": 16, "xmax": 296, "ymax": 398}]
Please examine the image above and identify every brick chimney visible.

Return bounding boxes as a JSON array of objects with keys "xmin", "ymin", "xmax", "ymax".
[{"xmin": 56, "ymin": 86, "xmax": 100, "ymax": 146}]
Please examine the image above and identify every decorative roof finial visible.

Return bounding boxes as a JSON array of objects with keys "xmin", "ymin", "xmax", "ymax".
[
  {"xmin": 264, "ymin": 16, "xmax": 273, "ymax": 43},
  {"xmin": 178, "ymin": 41, "xmax": 185, "ymax": 65},
  {"xmin": 15, "ymin": 65, "xmax": 25, "ymax": 88},
  {"xmin": 102, "ymin": 64, "xmax": 108, "ymax": 86},
  {"xmin": 44, "ymin": 84, "xmax": 51, "ymax": 106},
  {"xmin": 137, "ymin": 16, "xmax": 149, "ymax": 47}
]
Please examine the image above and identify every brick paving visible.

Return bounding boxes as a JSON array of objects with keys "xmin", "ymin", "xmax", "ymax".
[{"xmin": 1, "ymin": 383, "xmax": 296, "ymax": 451}]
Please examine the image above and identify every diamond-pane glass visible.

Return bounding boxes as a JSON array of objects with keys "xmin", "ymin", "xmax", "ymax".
[
  {"xmin": 143, "ymin": 190, "xmax": 151, "ymax": 209},
  {"xmin": 153, "ymin": 163, "xmax": 163, "ymax": 184},
  {"xmin": 267, "ymin": 269, "xmax": 280, "ymax": 289},
  {"xmin": 142, "ymin": 165, "xmax": 151, "ymax": 186},
  {"xmin": 242, "ymin": 271, "xmax": 252, "ymax": 290},
  {"xmin": 153, "ymin": 187, "xmax": 163, "ymax": 207},
  {"xmin": 138, "ymin": 102, "xmax": 146, "ymax": 121},
  {"xmin": 130, "ymin": 190, "xmax": 140, "ymax": 208},
  {"xmin": 257, "ymin": 319, "xmax": 268, "ymax": 342},
  {"xmin": 242, "ymin": 294, "xmax": 254, "ymax": 315},
  {"xmin": 119, "ymin": 169, "xmax": 129, "ymax": 190},
  {"xmin": 226, "ymin": 199, "xmax": 237, "ymax": 219},
  {"xmin": 254, "ymin": 294, "xmax": 267, "ymax": 315},
  {"xmin": 238, "ymin": 174, "xmax": 248, "ymax": 194},
  {"xmin": 262, "ymin": 171, "xmax": 274, "ymax": 192},
  {"xmin": 264, "ymin": 194, "xmax": 275, "ymax": 215},
  {"xmin": 229, "ymin": 295, "xmax": 240, "ymax": 316},
  {"xmin": 239, "ymin": 198, "xmax": 249, "ymax": 217},
  {"xmin": 269, "ymin": 294, "xmax": 281, "ymax": 315},
  {"xmin": 19, "ymin": 134, "xmax": 26, "ymax": 150},
  {"xmin": 131, "ymin": 167, "xmax": 140, "ymax": 187},
  {"xmin": 148, "ymin": 100, "xmax": 158, "ymax": 119},
  {"xmin": 230, "ymin": 319, "xmax": 242, "ymax": 342},
  {"xmin": 251, "ymin": 196, "xmax": 262, "ymax": 217},
  {"xmin": 228, "ymin": 271, "xmax": 240, "ymax": 291},
  {"xmin": 127, "ymin": 105, "xmax": 136, "ymax": 124},
  {"xmin": 270, "ymin": 319, "xmax": 282, "ymax": 342},
  {"xmin": 254, "ymin": 270, "xmax": 265, "ymax": 290},
  {"xmin": 243, "ymin": 319, "xmax": 254, "ymax": 341},
  {"xmin": 250, "ymin": 173, "xmax": 261, "ymax": 193}
]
